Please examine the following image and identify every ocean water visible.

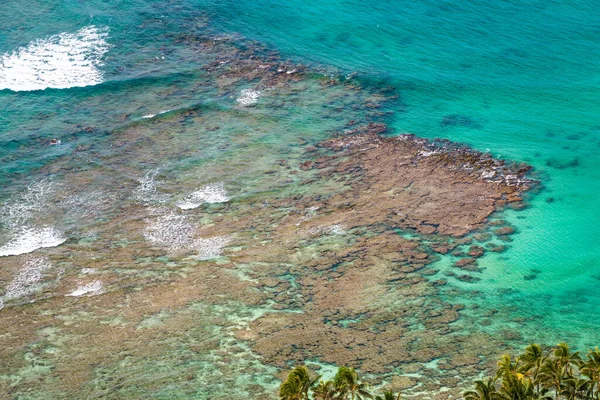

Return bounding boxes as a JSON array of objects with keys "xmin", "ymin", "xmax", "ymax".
[
  {"xmin": 0, "ymin": 0, "xmax": 599, "ymax": 398},
  {"xmin": 199, "ymin": 0, "xmax": 600, "ymax": 342}
]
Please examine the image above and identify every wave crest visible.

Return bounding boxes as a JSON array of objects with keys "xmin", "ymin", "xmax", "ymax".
[
  {"xmin": 0, "ymin": 25, "xmax": 110, "ymax": 92},
  {"xmin": 0, "ymin": 180, "xmax": 66, "ymax": 257},
  {"xmin": 0, "ymin": 226, "xmax": 66, "ymax": 257}
]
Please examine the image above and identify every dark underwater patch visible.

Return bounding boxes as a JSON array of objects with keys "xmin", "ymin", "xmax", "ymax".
[
  {"xmin": 440, "ymin": 114, "xmax": 483, "ymax": 129},
  {"xmin": 545, "ymin": 157, "xmax": 580, "ymax": 170}
]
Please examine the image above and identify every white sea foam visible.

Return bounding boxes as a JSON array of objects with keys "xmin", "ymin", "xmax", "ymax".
[
  {"xmin": 481, "ymin": 170, "xmax": 496, "ymax": 179},
  {"xmin": 143, "ymin": 208, "xmax": 230, "ymax": 258},
  {"xmin": 418, "ymin": 150, "xmax": 441, "ymax": 157},
  {"xmin": 237, "ymin": 89, "xmax": 261, "ymax": 106},
  {"xmin": 0, "ymin": 180, "xmax": 66, "ymax": 256},
  {"xmin": 136, "ymin": 169, "xmax": 169, "ymax": 204},
  {"xmin": 63, "ymin": 189, "xmax": 116, "ymax": 221},
  {"xmin": 4, "ymin": 257, "xmax": 52, "ymax": 298},
  {"xmin": 0, "ymin": 179, "xmax": 56, "ymax": 229},
  {"xmin": 144, "ymin": 212, "xmax": 196, "ymax": 252},
  {"xmin": 328, "ymin": 224, "xmax": 346, "ymax": 235},
  {"xmin": 195, "ymin": 236, "xmax": 231, "ymax": 260},
  {"xmin": 0, "ymin": 25, "xmax": 110, "ymax": 91},
  {"xmin": 177, "ymin": 183, "xmax": 230, "ymax": 210},
  {"xmin": 137, "ymin": 170, "xmax": 159, "ymax": 200},
  {"xmin": 141, "ymin": 109, "xmax": 171, "ymax": 119},
  {"xmin": 67, "ymin": 280, "xmax": 104, "ymax": 297},
  {"xmin": 0, "ymin": 227, "xmax": 66, "ymax": 257},
  {"xmin": 308, "ymin": 224, "xmax": 347, "ymax": 236},
  {"xmin": 81, "ymin": 268, "xmax": 97, "ymax": 274}
]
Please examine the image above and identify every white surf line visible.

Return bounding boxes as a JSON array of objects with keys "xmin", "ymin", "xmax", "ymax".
[
  {"xmin": 0, "ymin": 180, "xmax": 66, "ymax": 257},
  {"xmin": 0, "ymin": 226, "xmax": 66, "ymax": 257},
  {"xmin": 0, "ymin": 25, "xmax": 110, "ymax": 91}
]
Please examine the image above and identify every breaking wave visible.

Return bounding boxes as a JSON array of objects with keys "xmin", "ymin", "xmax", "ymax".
[
  {"xmin": 0, "ymin": 180, "xmax": 66, "ymax": 256},
  {"xmin": 0, "ymin": 226, "xmax": 66, "ymax": 257},
  {"xmin": 0, "ymin": 25, "xmax": 110, "ymax": 91},
  {"xmin": 177, "ymin": 183, "xmax": 230, "ymax": 210},
  {"xmin": 0, "ymin": 179, "xmax": 55, "ymax": 229},
  {"xmin": 237, "ymin": 89, "xmax": 261, "ymax": 106}
]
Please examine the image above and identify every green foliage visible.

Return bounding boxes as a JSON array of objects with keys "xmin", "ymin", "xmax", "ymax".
[
  {"xmin": 279, "ymin": 365, "xmax": 400, "ymax": 400},
  {"xmin": 463, "ymin": 378, "xmax": 501, "ymax": 400},
  {"xmin": 465, "ymin": 343, "xmax": 600, "ymax": 400},
  {"xmin": 334, "ymin": 366, "xmax": 372, "ymax": 400},
  {"xmin": 280, "ymin": 366, "xmax": 320, "ymax": 400},
  {"xmin": 278, "ymin": 343, "xmax": 600, "ymax": 400},
  {"xmin": 374, "ymin": 390, "xmax": 401, "ymax": 400},
  {"xmin": 313, "ymin": 380, "xmax": 337, "ymax": 400}
]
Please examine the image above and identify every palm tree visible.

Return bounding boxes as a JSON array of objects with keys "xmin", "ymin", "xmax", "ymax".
[
  {"xmin": 374, "ymin": 390, "xmax": 401, "ymax": 400},
  {"xmin": 540, "ymin": 358, "xmax": 565, "ymax": 400},
  {"xmin": 280, "ymin": 374, "xmax": 304, "ymax": 400},
  {"xmin": 280, "ymin": 366, "xmax": 320, "ymax": 400},
  {"xmin": 463, "ymin": 378, "xmax": 500, "ymax": 400},
  {"xmin": 498, "ymin": 372, "xmax": 550, "ymax": 400},
  {"xmin": 334, "ymin": 367, "xmax": 373, "ymax": 400},
  {"xmin": 519, "ymin": 343, "xmax": 549, "ymax": 394},
  {"xmin": 554, "ymin": 343, "xmax": 582, "ymax": 377},
  {"xmin": 497, "ymin": 354, "xmax": 524, "ymax": 381},
  {"xmin": 580, "ymin": 348, "xmax": 600, "ymax": 400},
  {"xmin": 560, "ymin": 376, "xmax": 590, "ymax": 400},
  {"xmin": 313, "ymin": 380, "xmax": 338, "ymax": 400}
]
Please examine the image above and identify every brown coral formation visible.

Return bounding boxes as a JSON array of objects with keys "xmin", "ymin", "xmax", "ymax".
[
  {"xmin": 222, "ymin": 125, "xmax": 535, "ymax": 395},
  {"xmin": 310, "ymin": 129, "xmax": 534, "ymax": 237}
]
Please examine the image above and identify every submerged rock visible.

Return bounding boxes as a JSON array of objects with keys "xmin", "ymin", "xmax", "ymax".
[
  {"xmin": 486, "ymin": 243, "xmax": 508, "ymax": 252},
  {"xmin": 242, "ymin": 125, "xmax": 535, "ymax": 382},
  {"xmin": 494, "ymin": 226, "xmax": 515, "ymax": 236},
  {"xmin": 468, "ymin": 245, "xmax": 485, "ymax": 258},
  {"xmin": 455, "ymin": 258, "xmax": 481, "ymax": 272}
]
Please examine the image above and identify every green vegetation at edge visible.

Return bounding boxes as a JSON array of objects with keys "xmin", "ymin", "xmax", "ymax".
[{"xmin": 278, "ymin": 343, "xmax": 600, "ymax": 400}]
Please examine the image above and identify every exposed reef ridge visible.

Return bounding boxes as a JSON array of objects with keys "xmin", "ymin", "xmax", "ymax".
[
  {"xmin": 309, "ymin": 125, "xmax": 535, "ymax": 237},
  {"xmin": 232, "ymin": 123, "xmax": 537, "ymax": 395}
]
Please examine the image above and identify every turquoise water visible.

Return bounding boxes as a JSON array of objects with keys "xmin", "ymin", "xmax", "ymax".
[
  {"xmin": 204, "ymin": 0, "xmax": 600, "ymax": 342},
  {"xmin": 1, "ymin": 0, "xmax": 599, "ymax": 397}
]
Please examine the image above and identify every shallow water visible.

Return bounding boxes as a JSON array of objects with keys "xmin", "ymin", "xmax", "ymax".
[
  {"xmin": 0, "ymin": 0, "xmax": 599, "ymax": 398},
  {"xmin": 203, "ymin": 0, "xmax": 600, "ymax": 347}
]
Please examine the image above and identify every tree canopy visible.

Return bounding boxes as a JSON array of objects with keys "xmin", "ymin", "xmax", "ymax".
[{"xmin": 278, "ymin": 343, "xmax": 600, "ymax": 400}]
